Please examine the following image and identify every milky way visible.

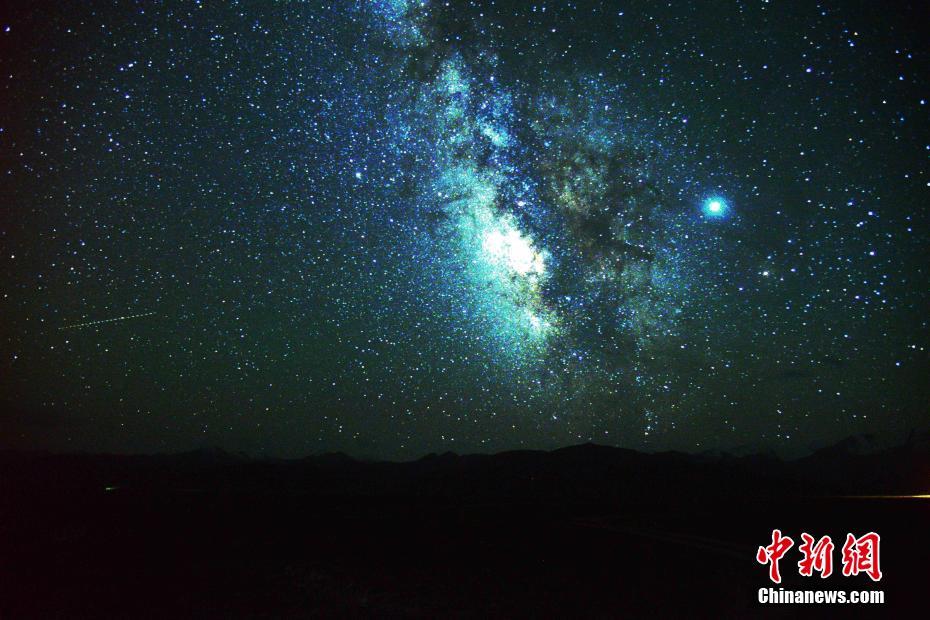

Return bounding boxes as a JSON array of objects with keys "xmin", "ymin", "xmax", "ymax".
[{"xmin": 1, "ymin": 1, "xmax": 927, "ymax": 458}]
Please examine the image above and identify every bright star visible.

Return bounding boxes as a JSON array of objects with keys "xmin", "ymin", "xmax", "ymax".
[{"xmin": 702, "ymin": 197, "xmax": 729, "ymax": 218}]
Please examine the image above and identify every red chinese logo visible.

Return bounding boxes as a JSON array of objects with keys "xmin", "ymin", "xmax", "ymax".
[
  {"xmin": 757, "ymin": 530, "xmax": 881, "ymax": 582},
  {"xmin": 756, "ymin": 529, "xmax": 794, "ymax": 584},
  {"xmin": 798, "ymin": 533, "xmax": 834, "ymax": 578},
  {"xmin": 841, "ymin": 532, "xmax": 882, "ymax": 582}
]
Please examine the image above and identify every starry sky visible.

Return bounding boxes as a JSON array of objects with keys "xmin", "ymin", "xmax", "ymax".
[{"xmin": 1, "ymin": 0, "xmax": 927, "ymax": 459}]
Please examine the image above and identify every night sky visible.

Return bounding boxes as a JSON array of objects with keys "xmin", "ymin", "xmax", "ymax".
[{"xmin": 1, "ymin": 1, "xmax": 927, "ymax": 459}]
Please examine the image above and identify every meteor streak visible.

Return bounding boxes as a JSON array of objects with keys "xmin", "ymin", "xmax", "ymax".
[{"xmin": 59, "ymin": 311, "xmax": 156, "ymax": 330}]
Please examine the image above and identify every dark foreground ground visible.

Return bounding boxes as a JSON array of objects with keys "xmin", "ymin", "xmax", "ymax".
[{"xmin": 2, "ymin": 436, "xmax": 928, "ymax": 618}]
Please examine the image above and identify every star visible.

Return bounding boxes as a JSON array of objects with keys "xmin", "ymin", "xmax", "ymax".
[{"xmin": 702, "ymin": 197, "xmax": 729, "ymax": 218}]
